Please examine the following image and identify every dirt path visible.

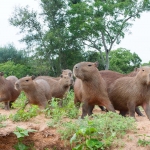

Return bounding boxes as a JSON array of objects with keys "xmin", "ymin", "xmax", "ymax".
[{"xmin": 0, "ymin": 108, "xmax": 150, "ymax": 150}]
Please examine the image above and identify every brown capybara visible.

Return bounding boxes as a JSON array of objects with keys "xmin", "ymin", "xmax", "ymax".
[
  {"xmin": 15, "ymin": 76, "xmax": 52, "ymax": 108},
  {"xmin": 108, "ymin": 66, "xmax": 150, "ymax": 120},
  {"xmin": 73, "ymin": 61, "xmax": 115, "ymax": 118},
  {"xmin": 99, "ymin": 69, "xmax": 143, "ymax": 116},
  {"xmin": 0, "ymin": 72, "xmax": 20, "ymax": 110},
  {"xmin": 35, "ymin": 74, "xmax": 73, "ymax": 106}
]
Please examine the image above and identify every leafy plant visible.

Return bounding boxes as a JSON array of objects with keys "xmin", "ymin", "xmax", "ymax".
[
  {"xmin": 138, "ymin": 134, "xmax": 150, "ymax": 147},
  {"xmin": 0, "ymin": 114, "xmax": 7, "ymax": 128},
  {"xmin": 9, "ymin": 105, "xmax": 40, "ymax": 122},
  {"xmin": 59, "ymin": 112, "xmax": 136, "ymax": 150},
  {"xmin": 13, "ymin": 126, "xmax": 36, "ymax": 150}
]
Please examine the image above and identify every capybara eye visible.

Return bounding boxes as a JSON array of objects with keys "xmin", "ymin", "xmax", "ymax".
[
  {"xmin": 88, "ymin": 64, "xmax": 92, "ymax": 67},
  {"xmin": 142, "ymin": 70, "xmax": 144, "ymax": 71},
  {"xmin": 26, "ymin": 80, "xmax": 29, "ymax": 82}
]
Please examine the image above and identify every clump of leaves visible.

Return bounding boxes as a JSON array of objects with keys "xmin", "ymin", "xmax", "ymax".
[
  {"xmin": 13, "ymin": 126, "xmax": 36, "ymax": 150},
  {"xmin": 0, "ymin": 114, "xmax": 7, "ymax": 128},
  {"xmin": 12, "ymin": 92, "xmax": 27, "ymax": 109},
  {"xmin": 59, "ymin": 112, "xmax": 136, "ymax": 150},
  {"xmin": 138, "ymin": 134, "xmax": 150, "ymax": 147},
  {"xmin": 9, "ymin": 105, "xmax": 40, "ymax": 122}
]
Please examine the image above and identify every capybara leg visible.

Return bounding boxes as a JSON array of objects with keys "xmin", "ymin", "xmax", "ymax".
[
  {"xmin": 58, "ymin": 99, "xmax": 63, "ymax": 107},
  {"xmin": 119, "ymin": 111, "xmax": 127, "ymax": 117},
  {"xmin": 142, "ymin": 103, "xmax": 150, "ymax": 120},
  {"xmin": 135, "ymin": 107, "xmax": 144, "ymax": 116},
  {"xmin": 81, "ymin": 102, "xmax": 89, "ymax": 119},
  {"xmin": 88, "ymin": 105, "xmax": 95, "ymax": 116},
  {"xmin": 99, "ymin": 106, "xmax": 107, "ymax": 112},
  {"xmin": 74, "ymin": 98, "xmax": 81, "ymax": 109},
  {"xmin": 4, "ymin": 102, "xmax": 10, "ymax": 110},
  {"xmin": 105, "ymin": 103, "xmax": 116, "ymax": 113},
  {"xmin": 127, "ymin": 102, "xmax": 136, "ymax": 118}
]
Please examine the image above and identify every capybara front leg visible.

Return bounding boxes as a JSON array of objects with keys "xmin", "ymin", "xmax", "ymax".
[
  {"xmin": 88, "ymin": 105, "xmax": 95, "ymax": 116},
  {"xmin": 4, "ymin": 102, "xmax": 10, "ymax": 110},
  {"xmin": 81, "ymin": 102, "xmax": 89, "ymax": 119},
  {"xmin": 142, "ymin": 103, "xmax": 150, "ymax": 120},
  {"xmin": 135, "ymin": 107, "xmax": 144, "ymax": 116},
  {"xmin": 127, "ymin": 102, "xmax": 136, "ymax": 118}
]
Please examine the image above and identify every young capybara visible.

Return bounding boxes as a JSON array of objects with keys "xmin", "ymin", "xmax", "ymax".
[
  {"xmin": 73, "ymin": 61, "xmax": 115, "ymax": 118},
  {"xmin": 35, "ymin": 74, "xmax": 73, "ymax": 106},
  {"xmin": 108, "ymin": 66, "xmax": 150, "ymax": 120},
  {"xmin": 0, "ymin": 72, "xmax": 20, "ymax": 110},
  {"xmin": 99, "ymin": 69, "xmax": 143, "ymax": 116},
  {"xmin": 15, "ymin": 76, "xmax": 52, "ymax": 108}
]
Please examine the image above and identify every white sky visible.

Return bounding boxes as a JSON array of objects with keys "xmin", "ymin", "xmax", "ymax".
[{"xmin": 0, "ymin": 0, "xmax": 150, "ymax": 63}]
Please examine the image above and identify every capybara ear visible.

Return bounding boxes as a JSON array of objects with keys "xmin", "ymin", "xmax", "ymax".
[
  {"xmin": 60, "ymin": 74, "xmax": 63, "ymax": 78},
  {"xmin": 94, "ymin": 62, "xmax": 99, "ymax": 68},
  {"xmin": 0, "ymin": 72, "xmax": 4, "ymax": 76},
  {"xmin": 61, "ymin": 69, "xmax": 64, "ymax": 73},
  {"xmin": 31, "ymin": 75, "xmax": 36, "ymax": 80}
]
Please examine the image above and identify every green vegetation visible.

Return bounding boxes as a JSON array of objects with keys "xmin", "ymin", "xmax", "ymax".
[
  {"xmin": 0, "ymin": 114, "xmax": 7, "ymax": 128},
  {"xmin": 138, "ymin": 134, "xmax": 150, "ymax": 147},
  {"xmin": 13, "ymin": 126, "xmax": 36, "ymax": 150},
  {"xmin": 59, "ymin": 112, "xmax": 136, "ymax": 150}
]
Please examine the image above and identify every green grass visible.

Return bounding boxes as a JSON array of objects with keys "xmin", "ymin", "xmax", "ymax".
[{"xmin": 0, "ymin": 114, "xmax": 7, "ymax": 128}]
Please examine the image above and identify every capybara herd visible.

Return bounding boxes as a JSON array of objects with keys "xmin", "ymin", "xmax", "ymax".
[{"xmin": 1, "ymin": 62, "xmax": 150, "ymax": 122}]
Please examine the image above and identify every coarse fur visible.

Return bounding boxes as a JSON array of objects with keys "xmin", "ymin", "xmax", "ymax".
[
  {"xmin": 99, "ymin": 69, "xmax": 143, "ymax": 116},
  {"xmin": 15, "ymin": 76, "xmax": 51, "ymax": 108},
  {"xmin": 108, "ymin": 66, "xmax": 150, "ymax": 120},
  {"xmin": 0, "ymin": 72, "xmax": 20, "ymax": 110},
  {"xmin": 73, "ymin": 61, "xmax": 115, "ymax": 118},
  {"xmin": 35, "ymin": 74, "xmax": 73, "ymax": 106}
]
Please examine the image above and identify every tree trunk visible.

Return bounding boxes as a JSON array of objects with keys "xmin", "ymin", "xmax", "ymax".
[{"xmin": 105, "ymin": 50, "xmax": 109, "ymax": 70}]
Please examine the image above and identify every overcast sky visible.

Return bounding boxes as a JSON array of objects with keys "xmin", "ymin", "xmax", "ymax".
[{"xmin": 0, "ymin": 0, "xmax": 150, "ymax": 63}]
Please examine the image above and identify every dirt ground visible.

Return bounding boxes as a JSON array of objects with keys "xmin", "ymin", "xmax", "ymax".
[{"xmin": 0, "ymin": 108, "xmax": 150, "ymax": 150}]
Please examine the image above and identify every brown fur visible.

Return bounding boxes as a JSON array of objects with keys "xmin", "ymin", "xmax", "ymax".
[
  {"xmin": 35, "ymin": 74, "xmax": 73, "ymax": 105},
  {"xmin": 0, "ymin": 72, "xmax": 20, "ymax": 110},
  {"xmin": 15, "ymin": 76, "xmax": 52, "ymax": 108},
  {"xmin": 73, "ymin": 62, "xmax": 115, "ymax": 118},
  {"xmin": 99, "ymin": 69, "xmax": 143, "ymax": 116},
  {"xmin": 108, "ymin": 66, "xmax": 150, "ymax": 120}
]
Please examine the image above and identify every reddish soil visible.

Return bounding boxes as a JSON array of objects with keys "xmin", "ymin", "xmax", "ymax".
[{"xmin": 0, "ymin": 107, "xmax": 150, "ymax": 150}]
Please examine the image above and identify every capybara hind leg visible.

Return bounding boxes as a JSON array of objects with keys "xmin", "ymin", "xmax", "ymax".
[
  {"xmin": 127, "ymin": 102, "xmax": 136, "ymax": 118},
  {"xmin": 119, "ymin": 111, "xmax": 127, "ymax": 117},
  {"xmin": 104, "ymin": 103, "xmax": 115, "ymax": 113},
  {"xmin": 135, "ymin": 107, "xmax": 144, "ymax": 116},
  {"xmin": 81, "ymin": 103, "xmax": 89, "ymax": 119},
  {"xmin": 142, "ymin": 103, "xmax": 150, "ymax": 120}
]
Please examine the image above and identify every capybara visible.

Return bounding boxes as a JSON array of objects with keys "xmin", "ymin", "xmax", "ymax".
[
  {"xmin": 73, "ymin": 61, "xmax": 115, "ymax": 118},
  {"xmin": 99, "ymin": 69, "xmax": 143, "ymax": 116},
  {"xmin": 108, "ymin": 66, "xmax": 150, "ymax": 120},
  {"xmin": 15, "ymin": 76, "xmax": 52, "ymax": 108},
  {"xmin": 35, "ymin": 74, "xmax": 73, "ymax": 106},
  {"xmin": 0, "ymin": 72, "xmax": 20, "ymax": 110}
]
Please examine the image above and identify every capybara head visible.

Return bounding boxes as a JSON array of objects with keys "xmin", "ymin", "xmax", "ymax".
[
  {"xmin": 73, "ymin": 62, "xmax": 99, "ymax": 80},
  {"xmin": 60, "ymin": 74, "xmax": 74, "ymax": 87},
  {"xmin": 136, "ymin": 66, "xmax": 150, "ymax": 85},
  {"xmin": 15, "ymin": 75, "xmax": 36, "ymax": 91},
  {"xmin": 62, "ymin": 69, "xmax": 73, "ymax": 78},
  {"xmin": 0, "ymin": 72, "xmax": 4, "ymax": 77}
]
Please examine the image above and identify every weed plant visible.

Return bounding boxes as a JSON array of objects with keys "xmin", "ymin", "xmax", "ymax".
[
  {"xmin": 138, "ymin": 134, "xmax": 150, "ymax": 147},
  {"xmin": 9, "ymin": 105, "xmax": 40, "ymax": 122},
  {"xmin": 59, "ymin": 112, "xmax": 136, "ymax": 150},
  {"xmin": 0, "ymin": 114, "xmax": 7, "ymax": 128}
]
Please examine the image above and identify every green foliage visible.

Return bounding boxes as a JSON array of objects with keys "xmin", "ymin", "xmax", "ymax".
[
  {"xmin": 0, "ymin": 61, "xmax": 31, "ymax": 78},
  {"xmin": 46, "ymin": 90, "xmax": 79, "ymax": 127},
  {"xmin": 0, "ymin": 114, "xmax": 7, "ymax": 128},
  {"xmin": 59, "ymin": 112, "xmax": 136, "ymax": 149},
  {"xmin": 138, "ymin": 134, "xmax": 150, "ymax": 147},
  {"xmin": 13, "ymin": 126, "xmax": 36, "ymax": 150},
  {"xmin": 109, "ymin": 48, "xmax": 141, "ymax": 73},
  {"xmin": 9, "ymin": 105, "xmax": 40, "ymax": 122}
]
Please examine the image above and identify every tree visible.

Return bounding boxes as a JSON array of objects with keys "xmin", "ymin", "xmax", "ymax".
[
  {"xmin": 9, "ymin": 0, "xmax": 83, "ymax": 76},
  {"xmin": 109, "ymin": 48, "xmax": 142, "ymax": 73},
  {"xmin": 68, "ymin": 0, "xmax": 150, "ymax": 69}
]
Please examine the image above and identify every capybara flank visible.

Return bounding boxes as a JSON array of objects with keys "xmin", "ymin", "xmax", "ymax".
[
  {"xmin": 35, "ymin": 74, "xmax": 73, "ymax": 106},
  {"xmin": 73, "ymin": 61, "xmax": 115, "ymax": 118},
  {"xmin": 0, "ymin": 72, "xmax": 20, "ymax": 110},
  {"xmin": 15, "ymin": 76, "xmax": 52, "ymax": 108},
  {"xmin": 99, "ymin": 69, "xmax": 143, "ymax": 116},
  {"xmin": 108, "ymin": 66, "xmax": 150, "ymax": 120}
]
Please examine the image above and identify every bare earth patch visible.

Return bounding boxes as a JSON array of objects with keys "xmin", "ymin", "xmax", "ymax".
[{"xmin": 0, "ymin": 108, "xmax": 150, "ymax": 150}]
